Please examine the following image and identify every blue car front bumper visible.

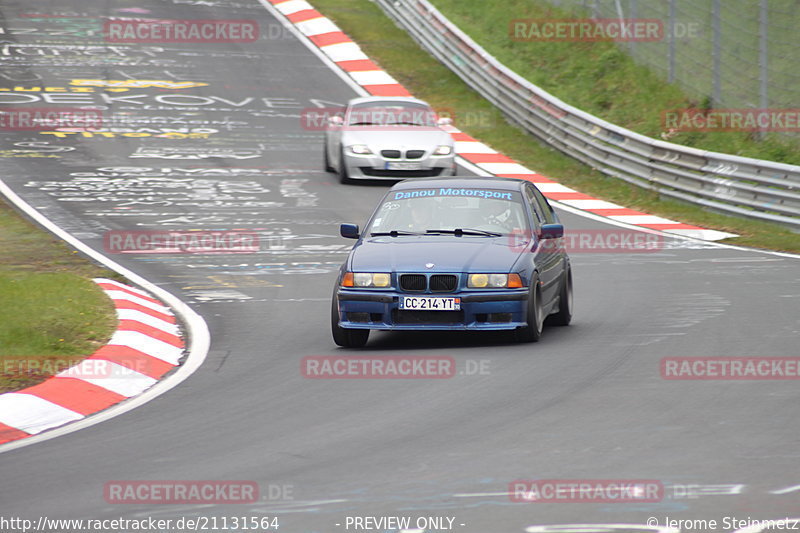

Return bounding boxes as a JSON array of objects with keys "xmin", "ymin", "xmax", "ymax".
[{"xmin": 336, "ymin": 288, "xmax": 529, "ymax": 331}]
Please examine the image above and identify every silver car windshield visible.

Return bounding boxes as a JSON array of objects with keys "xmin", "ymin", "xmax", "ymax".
[
  {"xmin": 369, "ymin": 189, "xmax": 529, "ymax": 236},
  {"xmin": 348, "ymin": 101, "xmax": 437, "ymax": 127}
]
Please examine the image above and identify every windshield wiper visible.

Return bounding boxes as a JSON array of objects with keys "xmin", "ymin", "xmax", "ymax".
[
  {"xmin": 425, "ymin": 228, "xmax": 503, "ymax": 237},
  {"xmin": 349, "ymin": 122, "xmax": 375, "ymax": 126},
  {"xmin": 370, "ymin": 230, "xmax": 423, "ymax": 236}
]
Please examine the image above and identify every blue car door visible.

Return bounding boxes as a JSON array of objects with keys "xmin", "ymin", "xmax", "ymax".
[{"xmin": 524, "ymin": 184, "xmax": 563, "ymax": 306}]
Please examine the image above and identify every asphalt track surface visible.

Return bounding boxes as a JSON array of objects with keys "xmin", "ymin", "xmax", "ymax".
[{"xmin": 0, "ymin": 1, "xmax": 798, "ymax": 532}]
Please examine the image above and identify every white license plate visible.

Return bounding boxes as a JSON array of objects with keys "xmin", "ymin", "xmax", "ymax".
[
  {"xmin": 385, "ymin": 162, "xmax": 422, "ymax": 170},
  {"xmin": 400, "ymin": 296, "xmax": 460, "ymax": 311}
]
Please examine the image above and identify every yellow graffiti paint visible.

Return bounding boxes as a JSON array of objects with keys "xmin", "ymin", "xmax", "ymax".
[{"xmin": 70, "ymin": 79, "xmax": 209, "ymax": 89}]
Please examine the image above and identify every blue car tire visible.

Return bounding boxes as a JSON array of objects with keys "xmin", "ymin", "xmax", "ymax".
[
  {"xmin": 331, "ymin": 292, "xmax": 369, "ymax": 347},
  {"xmin": 515, "ymin": 273, "xmax": 544, "ymax": 343}
]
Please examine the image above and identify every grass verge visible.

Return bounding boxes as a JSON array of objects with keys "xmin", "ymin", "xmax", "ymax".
[
  {"xmin": 433, "ymin": 0, "xmax": 800, "ymax": 164},
  {"xmin": 0, "ymin": 198, "xmax": 120, "ymax": 393},
  {"xmin": 309, "ymin": 0, "xmax": 800, "ymax": 253}
]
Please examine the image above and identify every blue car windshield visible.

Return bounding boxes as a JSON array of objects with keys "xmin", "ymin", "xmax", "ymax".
[{"xmin": 369, "ymin": 189, "xmax": 529, "ymax": 236}]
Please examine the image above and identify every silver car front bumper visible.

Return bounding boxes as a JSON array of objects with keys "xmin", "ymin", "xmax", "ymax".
[{"xmin": 342, "ymin": 152, "xmax": 456, "ymax": 180}]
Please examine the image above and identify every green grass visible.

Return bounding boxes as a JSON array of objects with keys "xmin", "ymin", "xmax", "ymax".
[
  {"xmin": 309, "ymin": 0, "xmax": 800, "ymax": 253},
  {"xmin": 530, "ymin": 0, "xmax": 800, "ymax": 122},
  {"xmin": 0, "ymin": 199, "xmax": 119, "ymax": 393},
  {"xmin": 431, "ymin": 0, "xmax": 800, "ymax": 163}
]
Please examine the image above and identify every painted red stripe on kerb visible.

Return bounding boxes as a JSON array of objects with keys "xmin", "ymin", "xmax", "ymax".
[
  {"xmin": 495, "ymin": 173, "xmax": 554, "ymax": 183},
  {"xmin": 363, "ymin": 85, "xmax": 412, "ymax": 97},
  {"xmin": 640, "ymin": 223, "xmax": 702, "ymax": 230},
  {"xmin": 589, "ymin": 208, "xmax": 647, "ymax": 217},
  {"xmin": 451, "ymin": 132, "xmax": 478, "ymax": 142},
  {"xmin": 336, "ymin": 59, "xmax": 381, "ymax": 72},
  {"xmin": 309, "ymin": 32, "xmax": 350, "ymax": 47},
  {"xmin": 97, "ymin": 283, "xmax": 161, "ymax": 305},
  {"xmin": 22, "ymin": 379, "xmax": 124, "ymax": 416},
  {"xmin": 460, "ymin": 153, "xmax": 516, "ymax": 164},
  {"xmin": 112, "ymin": 300, "xmax": 175, "ymax": 324},
  {"xmin": 542, "ymin": 191, "xmax": 596, "ymax": 200},
  {"xmin": 286, "ymin": 9, "xmax": 323, "ymax": 24},
  {"xmin": 0, "ymin": 422, "xmax": 30, "ymax": 444},
  {"xmin": 90, "ymin": 346, "xmax": 175, "ymax": 379},
  {"xmin": 117, "ymin": 320, "xmax": 183, "ymax": 348}
]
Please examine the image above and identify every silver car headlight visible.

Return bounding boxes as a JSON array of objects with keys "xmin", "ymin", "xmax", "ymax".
[
  {"xmin": 349, "ymin": 144, "xmax": 373, "ymax": 155},
  {"xmin": 433, "ymin": 145, "xmax": 453, "ymax": 156}
]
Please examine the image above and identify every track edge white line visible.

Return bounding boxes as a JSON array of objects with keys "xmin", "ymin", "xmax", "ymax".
[{"xmin": 0, "ymin": 179, "xmax": 210, "ymax": 454}]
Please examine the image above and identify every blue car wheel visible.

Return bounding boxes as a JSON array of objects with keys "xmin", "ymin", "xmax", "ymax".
[
  {"xmin": 514, "ymin": 274, "xmax": 544, "ymax": 343},
  {"xmin": 331, "ymin": 292, "xmax": 369, "ymax": 347},
  {"xmin": 546, "ymin": 267, "xmax": 573, "ymax": 327}
]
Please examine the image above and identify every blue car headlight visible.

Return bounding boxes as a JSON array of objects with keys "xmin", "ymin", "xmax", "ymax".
[
  {"xmin": 468, "ymin": 273, "xmax": 523, "ymax": 288},
  {"xmin": 342, "ymin": 272, "xmax": 391, "ymax": 288}
]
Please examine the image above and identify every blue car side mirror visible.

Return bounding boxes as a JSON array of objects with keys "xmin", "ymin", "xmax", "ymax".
[
  {"xmin": 340, "ymin": 223, "xmax": 360, "ymax": 239},
  {"xmin": 540, "ymin": 223, "xmax": 564, "ymax": 239}
]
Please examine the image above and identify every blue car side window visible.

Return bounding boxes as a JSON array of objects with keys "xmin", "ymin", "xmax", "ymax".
[
  {"xmin": 524, "ymin": 185, "xmax": 544, "ymax": 230},
  {"xmin": 531, "ymin": 187, "xmax": 556, "ymax": 224}
]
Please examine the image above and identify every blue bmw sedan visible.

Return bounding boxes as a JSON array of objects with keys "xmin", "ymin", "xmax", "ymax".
[{"xmin": 332, "ymin": 177, "xmax": 572, "ymax": 347}]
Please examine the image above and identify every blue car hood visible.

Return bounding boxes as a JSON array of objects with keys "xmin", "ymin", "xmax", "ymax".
[{"xmin": 349, "ymin": 235, "xmax": 523, "ymax": 272}]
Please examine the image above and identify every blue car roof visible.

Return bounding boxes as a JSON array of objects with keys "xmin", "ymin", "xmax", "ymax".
[{"xmin": 391, "ymin": 176, "xmax": 526, "ymax": 192}]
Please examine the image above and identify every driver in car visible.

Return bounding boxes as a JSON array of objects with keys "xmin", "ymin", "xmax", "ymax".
[
  {"xmin": 405, "ymin": 201, "xmax": 434, "ymax": 232},
  {"xmin": 481, "ymin": 200, "xmax": 514, "ymax": 233}
]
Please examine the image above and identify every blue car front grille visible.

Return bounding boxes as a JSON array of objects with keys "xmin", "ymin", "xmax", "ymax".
[
  {"xmin": 398, "ymin": 273, "xmax": 458, "ymax": 292},
  {"xmin": 430, "ymin": 274, "xmax": 457, "ymax": 292},
  {"xmin": 400, "ymin": 274, "xmax": 427, "ymax": 291}
]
